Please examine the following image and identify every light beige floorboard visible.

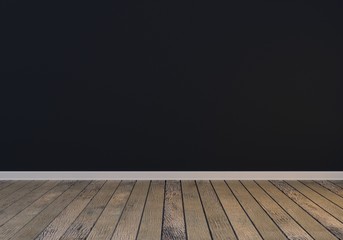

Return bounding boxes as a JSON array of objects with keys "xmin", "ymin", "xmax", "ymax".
[
  {"xmin": 9, "ymin": 181, "xmax": 90, "ymax": 240},
  {"xmin": 317, "ymin": 181, "xmax": 343, "ymax": 198},
  {"xmin": 35, "ymin": 181, "xmax": 105, "ymax": 240},
  {"xmin": 0, "ymin": 181, "xmax": 45, "ymax": 210},
  {"xmin": 182, "ymin": 181, "xmax": 212, "ymax": 240},
  {"xmin": 0, "ymin": 181, "xmax": 76, "ymax": 240},
  {"xmin": 111, "ymin": 181, "xmax": 150, "ymax": 240},
  {"xmin": 86, "ymin": 181, "xmax": 135, "ymax": 240},
  {"xmin": 212, "ymin": 180, "xmax": 262, "ymax": 240},
  {"xmin": 162, "ymin": 180, "xmax": 187, "ymax": 240},
  {"xmin": 331, "ymin": 181, "xmax": 343, "ymax": 189},
  {"xmin": 272, "ymin": 180, "xmax": 343, "ymax": 239},
  {"xmin": 0, "ymin": 181, "xmax": 31, "ymax": 201},
  {"xmin": 60, "ymin": 180, "xmax": 120, "ymax": 240},
  {"xmin": 242, "ymin": 180, "xmax": 313, "ymax": 240},
  {"xmin": 287, "ymin": 181, "xmax": 343, "ymax": 222},
  {"xmin": 197, "ymin": 180, "xmax": 237, "ymax": 240},
  {"xmin": 0, "ymin": 181, "xmax": 16, "ymax": 192},
  {"xmin": 0, "ymin": 181, "xmax": 59, "ymax": 226},
  {"xmin": 257, "ymin": 180, "xmax": 337, "ymax": 240},
  {"xmin": 0, "ymin": 180, "xmax": 340, "ymax": 239},
  {"xmin": 137, "ymin": 180, "xmax": 165, "ymax": 240},
  {"xmin": 227, "ymin": 181, "xmax": 287, "ymax": 240},
  {"xmin": 302, "ymin": 181, "xmax": 343, "ymax": 209}
]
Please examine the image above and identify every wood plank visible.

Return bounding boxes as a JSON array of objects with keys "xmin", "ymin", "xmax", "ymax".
[
  {"xmin": 226, "ymin": 181, "xmax": 287, "ymax": 240},
  {"xmin": 35, "ymin": 181, "xmax": 105, "ymax": 240},
  {"xmin": 331, "ymin": 181, "xmax": 343, "ymax": 189},
  {"xmin": 0, "ymin": 181, "xmax": 14, "ymax": 191},
  {"xmin": 257, "ymin": 180, "xmax": 337, "ymax": 240},
  {"xmin": 137, "ymin": 180, "xmax": 165, "ymax": 240},
  {"xmin": 0, "ymin": 181, "xmax": 76, "ymax": 240},
  {"xmin": 0, "ymin": 181, "xmax": 31, "ymax": 201},
  {"xmin": 111, "ymin": 181, "xmax": 150, "ymax": 240},
  {"xmin": 60, "ymin": 180, "xmax": 120, "ymax": 240},
  {"xmin": 0, "ymin": 181, "xmax": 45, "ymax": 210},
  {"xmin": 212, "ymin": 180, "xmax": 262, "ymax": 240},
  {"xmin": 272, "ymin": 180, "xmax": 343, "ymax": 239},
  {"xmin": 303, "ymin": 181, "xmax": 343, "ymax": 208},
  {"xmin": 286, "ymin": 181, "xmax": 343, "ymax": 222},
  {"xmin": 162, "ymin": 180, "xmax": 187, "ymax": 240},
  {"xmin": 0, "ymin": 181, "xmax": 59, "ymax": 226},
  {"xmin": 0, "ymin": 179, "xmax": 340, "ymax": 239},
  {"xmin": 197, "ymin": 180, "xmax": 237, "ymax": 240},
  {"xmin": 7, "ymin": 181, "xmax": 90, "ymax": 240},
  {"xmin": 86, "ymin": 181, "xmax": 135, "ymax": 240},
  {"xmin": 182, "ymin": 181, "xmax": 211, "ymax": 240},
  {"xmin": 242, "ymin": 181, "xmax": 313, "ymax": 240},
  {"xmin": 317, "ymin": 180, "xmax": 343, "ymax": 198}
]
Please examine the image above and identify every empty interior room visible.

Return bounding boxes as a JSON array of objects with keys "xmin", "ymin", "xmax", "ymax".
[{"xmin": 1, "ymin": 0, "xmax": 343, "ymax": 239}]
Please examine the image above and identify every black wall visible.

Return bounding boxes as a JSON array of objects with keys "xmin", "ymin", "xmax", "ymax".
[{"xmin": 1, "ymin": 0, "xmax": 342, "ymax": 170}]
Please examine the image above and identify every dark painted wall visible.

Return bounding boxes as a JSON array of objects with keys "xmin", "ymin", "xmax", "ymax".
[{"xmin": 1, "ymin": 0, "xmax": 342, "ymax": 170}]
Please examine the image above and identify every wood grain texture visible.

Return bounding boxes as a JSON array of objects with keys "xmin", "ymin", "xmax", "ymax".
[
  {"xmin": 162, "ymin": 180, "xmax": 187, "ymax": 240},
  {"xmin": 0, "ymin": 181, "xmax": 76, "ymax": 240},
  {"xmin": 35, "ymin": 181, "xmax": 105, "ymax": 240},
  {"xmin": 272, "ymin": 180, "xmax": 343, "ymax": 239},
  {"xmin": 0, "ymin": 180, "xmax": 341, "ymax": 239},
  {"xmin": 0, "ymin": 181, "xmax": 59, "ymax": 226},
  {"xmin": 9, "ymin": 181, "xmax": 90, "ymax": 240},
  {"xmin": 86, "ymin": 181, "xmax": 135, "ymax": 240},
  {"xmin": 257, "ymin": 180, "xmax": 337, "ymax": 240},
  {"xmin": 60, "ymin": 180, "xmax": 120, "ymax": 240},
  {"xmin": 0, "ymin": 181, "xmax": 14, "ymax": 191},
  {"xmin": 0, "ymin": 181, "xmax": 44, "ymax": 210},
  {"xmin": 332, "ymin": 181, "xmax": 343, "ymax": 189},
  {"xmin": 137, "ymin": 180, "xmax": 165, "ymax": 240},
  {"xmin": 227, "ymin": 181, "xmax": 287, "ymax": 240},
  {"xmin": 317, "ymin": 180, "xmax": 343, "ymax": 198},
  {"xmin": 0, "ymin": 181, "xmax": 30, "ymax": 201},
  {"xmin": 242, "ymin": 180, "xmax": 313, "ymax": 240},
  {"xmin": 111, "ymin": 181, "xmax": 150, "ymax": 240},
  {"xmin": 182, "ymin": 181, "xmax": 212, "ymax": 240},
  {"xmin": 197, "ymin": 180, "xmax": 237, "ymax": 240},
  {"xmin": 286, "ymin": 181, "xmax": 343, "ymax": 222},
  {"xmin": 212, "ymin": 180, "xmax": 262, "ymax": 240},
  {"xmin": 302, "ymin": 181, "xmax": 343, "ymax": 208}
]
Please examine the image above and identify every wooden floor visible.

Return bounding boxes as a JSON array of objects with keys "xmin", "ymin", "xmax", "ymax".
[{"xmin": 0, "ymin": 181, "xmax": 343, "ymax": 239}]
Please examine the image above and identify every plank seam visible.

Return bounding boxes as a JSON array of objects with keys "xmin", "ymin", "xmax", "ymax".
[
  {"xmin": 254, "ymin": 181, "xmax": 316, "ymax": 240},
  {"xmin": 54, "ymin": 180, "xmax": 106, "ymax": 240},
  {"xmin": 240, "ymin": 180, "xmax": 288, "ymax": 239},
  {"xmin": 301, "ymin": 181, "xmax": 343, "ymax": 211},
  {"xmin": 316, "ymin": 181, "xmax": 343, "ymax": 198},
  {"xmin": 32, "ymin": 181, "xmax": 92, "ymax": 239},
  {"xmin": 224, "ymin": 180, "xmax": 264, "ymax": 239},
  {"xmin": 135, "ymin": 180, "xmax": 151, "ymax": 240},
  {"xmin": 285, "ymin": 181, "xmax": 343, "ymax": 225},
  {"xmin": 0, "ymin": 181, "xmax": 46, "ymax": 212},
  {"xmin": 0, "ymin": 181, "xmax": 62, "ymax": 228},
  {"xmin": 180, "ymin": 180, "xmax": 188, "ymax": 240},
  {"xmin": 160, "ymin": 180, "xmax": 166, "ymax": 240},
  {"xmin": 194, "ymin": 181, "xmax": 214, "ymax": 240},
  {"xmin": 209, "ymin": 181, "xmax": 239, "ymax": 240},
  {"xmin": 328, "ymin": 180, "xmax": 343, "ymax": 192},
  {"xmin": 0, "ymin": 182, "xmax": 15, "ymax": 192},
  {"xmin": 285, "ymin": 182, "xmax": 343, "ymax": 224},
  {"xmin": 270, "ymin": 180, "xmax": 340, "ymax": 238},
  {"xmin": 0, "ymin": 181, "xmax": 76, "ymax": 239},
  {"xmin": 83, "ymin": 180, "xmax": 122, "ymax": 240},
  {"xmin": 108, "ymin": 180, "xmax": 137, "ymax": 240}
]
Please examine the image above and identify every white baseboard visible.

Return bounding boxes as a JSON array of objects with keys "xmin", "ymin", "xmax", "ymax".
[{"xmin": 0, "ymin": 171, "xmax": 342, "ymax": 180}]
